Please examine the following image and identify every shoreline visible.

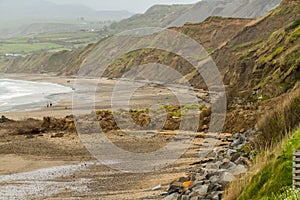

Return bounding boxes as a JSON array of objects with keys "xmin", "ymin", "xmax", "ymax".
[
  {"xmin": 1, "ymin": 73, "xmax": 206, "ymax": 120},
  {"xmin": 0, "ymin": 73, "xmax": 78, "ymax": 120},
  {"xmin": 0, "ymin": 73, "xmax": 212, "ymax": 199}
]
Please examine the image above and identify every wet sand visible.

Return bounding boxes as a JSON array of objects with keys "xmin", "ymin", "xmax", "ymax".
[
  {"xmin": 0, "ymin": 130, "xmax": 206, "ymax": 199},
  {"xmin": 0, "ymin": 73, "xmax": 76, "ymax": 120},
  {"xmin": 1, "ymin": 73, "xmax": 203, "ymax": 120},
  {"xmin": 0, "ymin": 73, "xmax": 209, "ymax": 199}
]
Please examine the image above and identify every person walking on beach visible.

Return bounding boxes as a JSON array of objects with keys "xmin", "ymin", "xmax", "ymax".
[{"xmin": 50, "ymin": 102, "xmax": 53, "ymax": 107}]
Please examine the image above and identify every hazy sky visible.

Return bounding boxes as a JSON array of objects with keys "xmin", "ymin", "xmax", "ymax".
[{"xmin": 47, "ymin": 0, "xmax": 200, "ymax": 13}]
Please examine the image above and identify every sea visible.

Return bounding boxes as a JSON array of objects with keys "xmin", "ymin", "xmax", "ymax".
[{"xmin": 0, "ymin": 79, "xmax": 73, "ymax": 113}]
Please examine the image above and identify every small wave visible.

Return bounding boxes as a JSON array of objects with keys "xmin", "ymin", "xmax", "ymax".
[
  {"xmin": 0, "ymin": 101, "xmax": 8, "ymax": 106},
  {"xmin": 0, "ymin": 79, "xmax": 73, "ymax": 113}
]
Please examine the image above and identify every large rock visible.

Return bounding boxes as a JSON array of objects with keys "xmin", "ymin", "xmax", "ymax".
[
  {"xmin": 220, "ymin": 160, "xmax": 236, "ymax": 170},
  {"xmin": 193, "ymin": 184, "xmax": 209, "ymax": 196},
  {"xmin": 234, "ymin": 157, "xmax": 251, "ymax": 167},
  {"xmin": 164, "ymin": 192, "xmax": 180, "ymax": 200},
  {"xmin": 205, "ymin": 162, "xmax": 221, "ymax": 171},
  {"xmin": 229, "ymin": 164, "xmax": 247, "ymax": 176},
  {"xmin": 208, "ymin": 182, "xmax": 225, "ymax": 193},
  {"xmin": 168, "ymin": 181, "xmax": 184, "ymax": 194},
  {"xmin": 208, "ymin": 191, "xmax": 223, "ymax": 200},
  {"xmin": 230, "ymin": 152, "xmax": 242, "ymax": 162},
  {"xmin": 220, "ymin": 172, "xmax": 235, "ymax": 183}
]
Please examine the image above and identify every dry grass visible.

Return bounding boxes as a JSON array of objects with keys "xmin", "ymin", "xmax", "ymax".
[
  {"xmin": 2, "ymin": 118, "xmax": 42, "ymax": 135},
  {"xmin": 223, "ymin": 84, "xmax": 300, "ymax": 199},
  {"xmin": 223, "ymin": 139, "xmax": 286, "ymax": 200},
  {"xmin": 255, "ymin": 84, "xmax": 300, "ymax": 149},
  {"xmin": 223, "ymin": 127, "xmax": 300, "ymax": 199}
]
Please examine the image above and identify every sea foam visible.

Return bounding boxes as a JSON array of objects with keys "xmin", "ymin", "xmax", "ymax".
[{"xmin": 0, "ymin": 79, "xmax": 73, "ymax": 113}]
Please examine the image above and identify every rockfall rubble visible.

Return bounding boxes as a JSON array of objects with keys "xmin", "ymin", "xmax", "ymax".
[{"xmin": 164, "ymin": 129, "xmax": 256, "ymax": 200}]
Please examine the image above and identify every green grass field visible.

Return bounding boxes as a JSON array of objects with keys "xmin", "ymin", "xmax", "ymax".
[
  {"xmin": 0, "ymin": 31, "xmax": 105, "ymax": 56},
  {"xmin": 0, "ymin": 43, "xmax": 64, "ymax": 54}
]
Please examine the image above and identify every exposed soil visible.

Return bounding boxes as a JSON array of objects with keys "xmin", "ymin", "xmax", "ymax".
[
  {"xmin": 0, "ymin": 74, "xmax": 254, "ymax": 199},
  {"xmin": 0, "ymin": 114, "xmax": 239, "ymax": 199}
]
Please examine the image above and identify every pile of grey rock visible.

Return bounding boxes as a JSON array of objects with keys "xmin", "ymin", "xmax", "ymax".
[{"xmin": 163, "ymin": 129, "xmax": 256, "ymax": 200}]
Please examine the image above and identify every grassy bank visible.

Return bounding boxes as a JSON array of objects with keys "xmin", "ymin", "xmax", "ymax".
[
  {"xmin": 224, "ymin": 87, "xmax": 300, "ymax": 199},
  {"xmin": 239, "ymin": 129, "xmax": 300, "ymax": 199}
]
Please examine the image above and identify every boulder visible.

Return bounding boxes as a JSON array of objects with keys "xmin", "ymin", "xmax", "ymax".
[
  {"xmin": 229, "ymin": 164, "xmax": 247, "ymax": 176},
  {"xmin": 208, "ymin": 182, "xmax": 224, "ymax": 193},
  {"xmin": 226, "ymin": 149, "xmax": 237, "ymax": 157},
  {"xmin": 209, "ymin": 175, "xmax": 219, "ymax": 182},
  {"xmin": 220, "ymin": 160, "xmax": 236, "ymax": 170},
  {"xmin": 234, "ymin": 157, "xmax": 251, "ymax": 167},
  {"xmin": 230, "ymin": 152, "xmax": 242, "ymax": 162},
  {"xmin": 181, "ymin": 195, "xmax": 189, "ymax": 200},
  {"xmin": 164, "ymin": 192, "xmax": 180, "ymax": 200},
  {"xmin": 168, "ymin": 181, "xmax": 184, "ymax": 194},
  {"xmin": 220, "ymin": 172, "xmax": 235, "ymax": 183},
  {"xmin": 205, "ymin": 162, "xmax": 220, "ymax": 170},
  {"xmin": 192, "ymin": 184, "xmax": 208, "ymax": 196},
  {"xmin": 209, "ymin": 191, "xmax": 223, "ymax": 200}
]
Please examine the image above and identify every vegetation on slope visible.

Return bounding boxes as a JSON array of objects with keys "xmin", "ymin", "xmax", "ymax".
[
  {"xmin": 214, "ymin": 0, "xmax": 300, "ymax": 100},
  {"xmin": 255, "ymin": 86, "xmax": 300, "ymax": 149},
  {"xmin": 172, "ymin": 17, "xmax": 254, "ymax": 52},
  {"xmin": 224, "ymin": 86, "xmax": 300, "ymax": 200},
  {"xmin": 1, "ymin": 0, "xmax": 299, "ymax": 102},
  {"xmin": 101, "ymin": 17, "xmax": 252, "ymax": 84},
  {"xmin": 103, "ymin": 0, "xmax": 300, "ymax": 97},
  {"xmin": 0, "ymin": 17, "xmax": 251, "ymax": 79},
  {"xmin": 238, "ymin": 129, "xmax": 300, "ymax": 200}
]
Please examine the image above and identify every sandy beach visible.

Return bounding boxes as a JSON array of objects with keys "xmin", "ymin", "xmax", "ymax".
[
  {"xmin": 0, "ymin": 73, "xmax": 211, "ymax": 199},
  {"xmin": 1, "ymin": 73, "xmax": 202, "ymax": 120},
  {"xmin": 0, "ymin": 73, "xmax": 253, "ymax": 199},
  {"xmin": 0, "ymin": 73, "xmax": 76, "ymax": 120}
]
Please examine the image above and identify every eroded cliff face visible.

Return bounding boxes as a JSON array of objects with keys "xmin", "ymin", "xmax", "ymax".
[
  {"xmin": 169, "ymin": 0, "xmax": 281, "ymax": 27},
  {"xmin": 1, "ymin": 0, "xmax": 299, "ymax": 101},
  {"xmin": 0, "ymin": 17, "xmax": 252, "ymax": 80},
  {"xmin": 213, "ymin": 0, "xmax": 300, "ymax": 99}
]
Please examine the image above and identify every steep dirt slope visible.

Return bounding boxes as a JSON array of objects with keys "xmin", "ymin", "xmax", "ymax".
[
  {"xmin": 0, "ymin": 17, "xmax": 252, "ymax": 77},
  {"xmin": 1, "ymin": 0, "xmax": 299, "ymax": 103},
  {"xmin": 171, "ymin": 17, "xmax": 253, "ymax": 51},
  {"xmin": 169, "ymin": 0, "xmax": 281, "ymax": 27},
  {"xmin": 108, "ymin": 0, "xmax": 280, "ymax": 31},
  {"xmin": 100, "ymin": 17, "xmax": 253, "ymax": 80},
  {"xmin": 212, "ymin": 0, "xmax": 300, "ymax": 100},
  {"xmin": 103, "ymin": 0, "xmax": 300, "ymax": 100}
]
